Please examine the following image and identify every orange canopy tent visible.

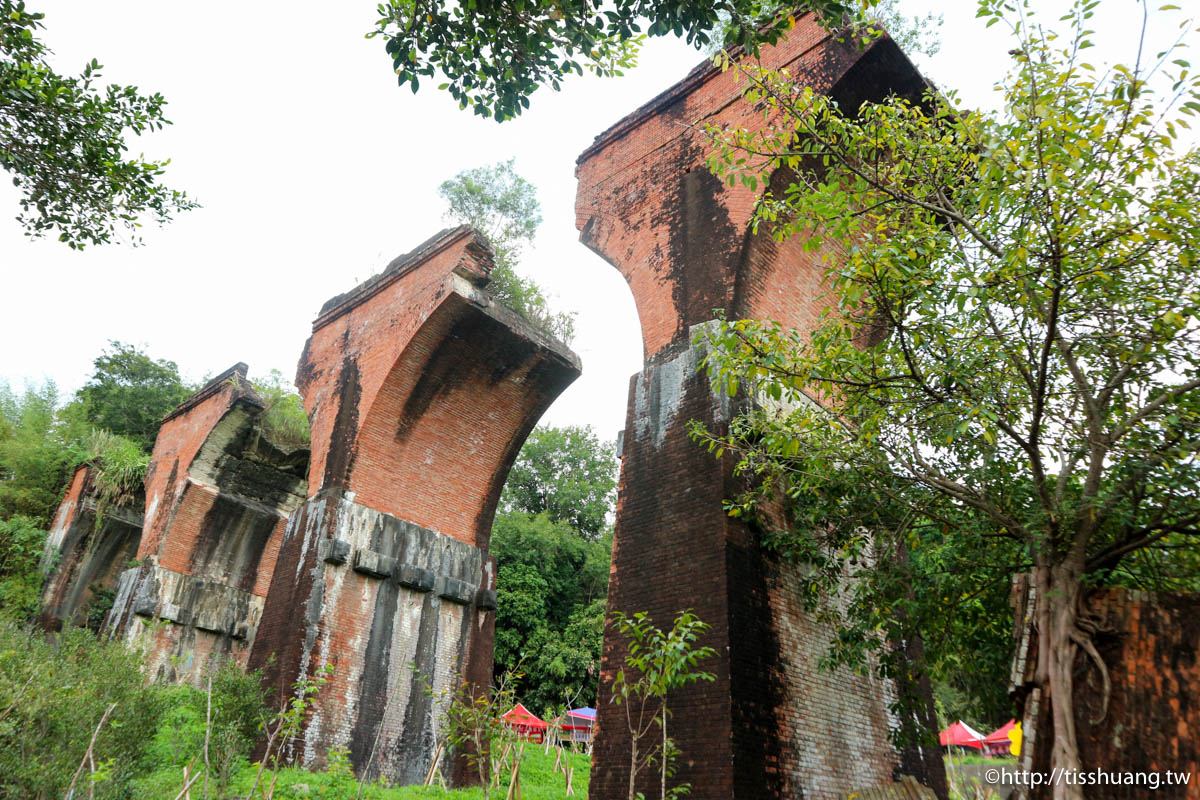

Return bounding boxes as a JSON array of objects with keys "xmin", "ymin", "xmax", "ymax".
[
  {"xmin": 502, "ymin": 703, "xmax": 548, "ymax": 743},
  {"xmin": 939, "ymin": 720, "xmax": 985, "ymax": 750},
  {"xmin": 982, "ymin": 719, "xmax": 1018, "ymax": 756}
]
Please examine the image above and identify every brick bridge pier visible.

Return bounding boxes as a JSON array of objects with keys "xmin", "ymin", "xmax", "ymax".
[{"xmin": 575, "ymin": 15, "xmax": 946, "ymax": 800}]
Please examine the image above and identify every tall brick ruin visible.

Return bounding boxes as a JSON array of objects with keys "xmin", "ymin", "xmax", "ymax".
[
  {"xmin": 575, "ymin": 15, "xmax": 944, "ymax": 800},
  {"xmin": 39, "ymin": 464, "xmax": 143, "ymax": 632},
  {"xmin": 105, "ymin": 362, "xmax": 308, "ymax": 680},
  {"xmin": 33, "ymin": 13, "xmax": 1200, "ymax": 799},
  {"xmin": 38, "ymin": 225, "xmax": 579, "ymax": 787},
  {"xmin": 247, "ymin": 225, "xmax": 579, "ymax": 782}
]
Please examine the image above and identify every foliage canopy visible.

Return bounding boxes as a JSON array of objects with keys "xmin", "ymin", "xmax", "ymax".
[
  {"xmin": 698, "ymin": 0, "xmax": 1200, "ymax": 782},
  {"xmin": 370, "ymin": 0, "xmax": 866, "ymax": 121},
  {"xmin": 0, "ymin": 1, "xmax": 195, "ymax": 247},
  {"xmin": 74, "ymin": 341, "xmax": 193, "ymax": 452},
  {"xmin": 0, "ymin": 380, "xmax": 77, "ymax": 523},
  {"xmin": 500, "ymin": 424, "xmax": 618, "ymax": 540},
  {"xmin": 490, "ymin": 424, "xmax": 617, "ymax": 711},
  {"xmin": 491, "ymin": 511, "xmax": 610, "ymax": 712}
]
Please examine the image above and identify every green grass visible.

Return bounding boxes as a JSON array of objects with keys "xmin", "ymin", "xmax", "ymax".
[
  {"xmin": 136, "ymin": 743, "xmax": 590, "ymax": 799},
  {"xmin": 945, "ymin": 753, "xmax": 1017, "ymax": 766}
]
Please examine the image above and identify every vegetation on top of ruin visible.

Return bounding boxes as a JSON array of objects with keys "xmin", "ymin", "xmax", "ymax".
[
  {"xmin": 251, "ymin": 369, "xmax": 311, "ymax": 451},
  {"xmin": 439, "ymin": 160, "xmax": 577, "ymax": 343}
]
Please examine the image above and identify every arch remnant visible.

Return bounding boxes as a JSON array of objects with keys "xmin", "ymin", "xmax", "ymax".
[
  {"xmin": 105, "ymin": 363, "xmax": 309, "ymax": 681},
  {"xmin": 38, "ymin": 464, "xmax": 144, "ymax": 633},
  {"xmin": 575, "ymin": 16, "xmax": 945, "ymax": 800},
  {"xmin": 247, "ymin": 226, "xmax": 580, "ymax": 783}
]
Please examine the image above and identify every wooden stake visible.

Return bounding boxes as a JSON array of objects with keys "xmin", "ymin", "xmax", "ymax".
[
  {"xmin": 171, "ymin": 771, "xmax": 202, "ymax": 800},
  {"xmin": 202, "ymin": 676, "xmax": 212, "ymax": 800},
  {"xmin": 423, "ymin": 741, "xmax": 445, "ymax": 787},
  {"xmin": 505, "ymin": 755, "xmax": 521, "ymax": 800},
  {"xmin": 64, "ymin": 703, "xmax": 115, "ymax": 800}
]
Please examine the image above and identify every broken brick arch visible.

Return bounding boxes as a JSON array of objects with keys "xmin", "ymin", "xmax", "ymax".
[
  {"xmin": 575, "ymin": 15, "xmax": 946, "ymax": 800},
  {"xmin": 247, "ymin": 225, "xmax": 580, "ymax": 783},
  {"xmin": 98, "ymin": 365, "xmax": 308, "ymax": 681}
]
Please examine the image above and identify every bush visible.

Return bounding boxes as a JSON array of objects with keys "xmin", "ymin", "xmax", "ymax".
[
  {"xmin": 138, "ymin": 658, "xmax": 267, "ymax": 798},
  {"xmin": 0, "ymin": 623, "xmax": 167, "ymax": 799},
  {"xmin": 0, "ymin": 516, "xmax": 47, "ymax": 621},
  {"xmin": 252, "ymin": 370, "xmax": 310, "ymax": 450}
]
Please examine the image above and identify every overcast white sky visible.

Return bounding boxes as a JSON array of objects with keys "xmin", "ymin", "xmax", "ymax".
[{"xmin": 1, "ymin": 1, "xmax": 1188, "ymax": 442}]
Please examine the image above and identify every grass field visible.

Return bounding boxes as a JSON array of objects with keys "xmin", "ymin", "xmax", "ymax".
[{"xmin": 136, "ymin": 743, "xmax": 591, "ymax": 799}]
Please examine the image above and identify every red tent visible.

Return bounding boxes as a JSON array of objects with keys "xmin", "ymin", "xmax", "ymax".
[
  {"xmin": 502, "ymin": 703, "xmax": 548, "ymax": 743},
  {"xmin": 939, "ymin": 721, "xmax": 985, "ymax": 750},
  {"xmin": 982, "ymin": 719, "xmax": 1017, "ymax": 756}
]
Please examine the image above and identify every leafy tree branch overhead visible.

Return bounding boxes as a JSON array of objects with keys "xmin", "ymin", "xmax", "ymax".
[
  {"xmin": 369, "ymin": 0, "xmax": 873, "ymax": 120},
  {"xmin": 0, "ymin": 1, "xmax": 196, "ymax": 247},
  {"xmin": 695, "ymin": 0, "xmax": 1200, "ymax": 792}
]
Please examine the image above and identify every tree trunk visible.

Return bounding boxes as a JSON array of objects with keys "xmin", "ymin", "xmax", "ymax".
[
  {"xmin": 661, "ymin": 710, "xmax": 667, "ymax": 800},
  {"xmin": 1033, "ymin": 561, "xmax": 1085, "ymax": 800},
  {"xmin": 628, "ymin": 737, "xmax": 638, "ymax": 800}
]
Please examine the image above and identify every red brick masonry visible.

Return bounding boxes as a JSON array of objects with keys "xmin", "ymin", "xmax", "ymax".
[
  {"xmin": 576, "ymin": 15, "xmax": 944, "ymax": 799},
  {"xmin": 1013, "ymin": 583, "xmax": 1200, "ymax": 800},
  {"xmin": 247, "ymin": 227, "xmax": 580, "ymax": 782}
]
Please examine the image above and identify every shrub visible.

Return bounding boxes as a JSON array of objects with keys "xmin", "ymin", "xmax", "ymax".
[
  {"xmin": 0, "ymin": 623, "xmax": 167, "ymax": 799},
  {"xmin": 139, "ymin": 658, "xmax": 267, "ymax": 798},
  {"xmin": 252, "ymin": 370, "xmax": 310, "ymax": 450},
  {"xmin": 0, "ymin": 516, "xmax": 47, "ymax": 621}
]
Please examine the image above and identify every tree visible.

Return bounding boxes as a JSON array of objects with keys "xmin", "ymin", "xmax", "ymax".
[
  {"xmin": 490, "ymin": 511, "xmax": 610, "ymax": 711},
  {"xmin": 0, "ymin": 1, "xmax": 196, "ymax": 247},
  {"xmin": 864, "ymin": 0, "xmax": 940, "ymax": 60},
  {"xmin": 0, "ymin": 515, "xmax": 46, "ymax": 619},
  {"xmin": 500, "ymin": 424, "xmax": 618, "ymax": 540},
  {"xmin": 0, "ymin": 380, "xmax": 76, "ymax": 522},
  {"xmin": 490, "ymin": 424, "xmax": 618, "ymax": 710},
  {"xmin": 72, "ymin": 341, "xmax": 193, "ymax": 452},
  {"xmin": 697, "ymin": 0, "xmax": 1200, "ymax": 795},
  {"xmin": 439, "ymin": 160, "xmax": 576, "ymax": 341},
  {"xmin": 609, "ymin": 610, "xmax": 715, "ymax": 800},
  {"xmin": 369, "ymin": 0, "xmax": 868, "ymax": 120}
]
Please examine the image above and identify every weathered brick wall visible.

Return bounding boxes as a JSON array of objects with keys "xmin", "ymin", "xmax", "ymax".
[
  {"xmin": 107, "ymin": 364, "xmax": 308, "ymax": 682},
  {"xmin": 137, "ymin": 364, "xmax": 260, "ymax": 561},
  {"xmin": 1013, "ymin": 585, "xmax": 1200, "ymax": 800},
  {"xmin": 577, "ymin": 16, "xmax": 944, "ymax": 800},
  {"xmin": 38, "ymin": 465, "xmax": 143, "ymax": 631},
  {"xmin": 249, "ymin": 227, "xmax": 580, "ymax": 785}
]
